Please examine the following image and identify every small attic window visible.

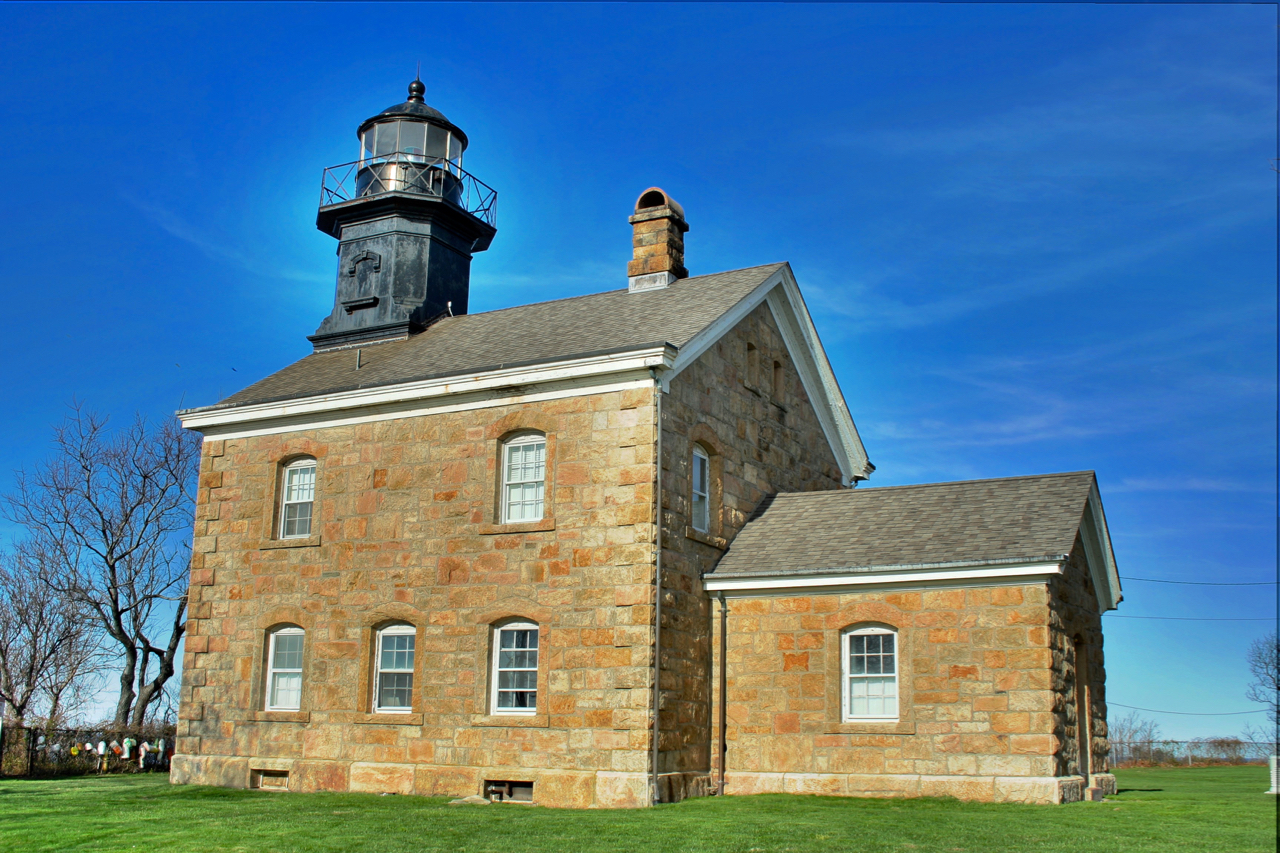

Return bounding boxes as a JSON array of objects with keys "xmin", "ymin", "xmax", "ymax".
[{"xmin": 637, "ymin": 190, "xmax": 667, "ymax": 210}]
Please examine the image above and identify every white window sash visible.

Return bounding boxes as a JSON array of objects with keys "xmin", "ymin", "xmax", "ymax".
[
  {"xmin": 280, "ymin": 461, "xmax": 316, "ymax": 539},
  {"xmin": 374, "ymin": 626, "xmax": 416, "ymax": 714},
  {"xmin": 491, "ymin": 623, "xmax": 539, "ymax": 716},
  {"xmin": 691, "ymin": 448, "xmax": 710, "ymax": 532},
  {"xmin": 265, "ymin": 628, "xmax": 304, "ymax": 712},
  {"xmin": 842, "ymin": 628, "xmax": 899, "ymax": 722},
  {"xmin": 501, "ymin": 436, "xmax": 546, "ymax": 524}
]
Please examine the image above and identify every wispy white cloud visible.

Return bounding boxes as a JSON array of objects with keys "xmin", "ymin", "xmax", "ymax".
[
  {"xmin": 123, "ymin": 194, "xmax": 329, "ymax": 285},
  {"xmin": 1108, "ymin": 477, "xmax": 1273, "ymax": 495},
  {"xmin": 804, "ymin": 204, "xmax": 1265, "ymax": 334}
]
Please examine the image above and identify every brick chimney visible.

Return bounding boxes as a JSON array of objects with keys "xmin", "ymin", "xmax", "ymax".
[{"xmin": 627, "ymin": 187, "xmax": 688, "ymax": 292}]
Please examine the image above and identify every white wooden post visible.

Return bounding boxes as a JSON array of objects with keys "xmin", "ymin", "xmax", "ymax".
[{"xmin": 1268, "ymin": 755, "xmax": 1278, "ymax": 795}]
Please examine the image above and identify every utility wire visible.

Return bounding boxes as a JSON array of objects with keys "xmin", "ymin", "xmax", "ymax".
[
  {"xmin": 1121, "ymin": 576, "xmax": 1276, "ymax": 586},
  {"xmin": 1110, "ymin": 702, "xmax": 1266, "ymax": 717},
  {"xmin": 1108, "ymin": 615, "xmax": 1275, "ymax": 621}
]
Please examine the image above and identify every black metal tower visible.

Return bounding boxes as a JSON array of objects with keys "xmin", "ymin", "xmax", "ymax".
[{"xmin": 309, "ymin": 79, "xmax": 498, "ymax": 351}]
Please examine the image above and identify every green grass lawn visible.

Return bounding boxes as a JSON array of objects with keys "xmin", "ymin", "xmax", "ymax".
[{"xmin": 0, "ymin": 766, "xmax": 1273, "ymax": 853}]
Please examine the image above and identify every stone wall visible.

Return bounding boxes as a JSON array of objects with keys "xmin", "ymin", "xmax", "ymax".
[
  {"xmin": 1048, "ymin": 534, "xmax": 1114, "ymax": 794},
  {"xmin": 175, "ymin": 387, "xmax": 661, "ymax": 807},
  {"xmin": 657, "ymin": 302, "xmax": 846, "ymax": 797},
  {"xmin": 710, "ymin": 583, "xmax": 1094, "ymax": 804}
]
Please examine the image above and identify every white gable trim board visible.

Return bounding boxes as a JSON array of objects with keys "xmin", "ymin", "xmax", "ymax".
[{"xmin": 661, "ymin": 263, "xmax": 872, "ymax": 485}]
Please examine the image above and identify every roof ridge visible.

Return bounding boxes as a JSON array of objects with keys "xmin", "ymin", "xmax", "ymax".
[
  {"xmin": 445, "ymin": 262, "xmax": 788, "ymax": 322},
  {"xmin": 768, "ymin": 470, "xmax": 1095, "ymax": 501}
]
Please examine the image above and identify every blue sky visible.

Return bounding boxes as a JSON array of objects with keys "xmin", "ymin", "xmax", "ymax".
[{"xmin": 0, "ymin": 4, "xmax": 1274, "ymax": 738}]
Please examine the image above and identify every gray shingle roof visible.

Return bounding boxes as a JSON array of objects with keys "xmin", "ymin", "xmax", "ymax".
[
  {"xmin": 204, "ymin": 263, "xmax": 785, "ymax": 410},
  {"xmin": 710, "ymin": 471, "xmax": 1097, "ymax": 577}
]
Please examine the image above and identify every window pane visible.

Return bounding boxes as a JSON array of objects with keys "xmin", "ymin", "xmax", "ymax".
[
  {"xmin": 498, "ymin": 670, "xmax": 537, "ymax": 690},
  {"xmin": 270, "ymin": 673, "xmax": 302, "ymax": 710},
  {"xmin": 500, "ymin": 629, "xmax": 538, "ymax": 650},
  {"xmin": 272, "ymin": 633, "xmax": 304, "ymax": 670},
  {"xmin": 425, "ymin": 123, "xmax": 449, "ymax": 159},
  {"xmin": 693, "ymin": 453, "xmax": 708, "ymax": 494},
  {"xmin": 378, "ymin": 672, "xmax": 413, "ymax": 709},
  {"xmin": 286, "ymin": 466, "xmax": 315, "ymax": 502},
  {"xmin": 374, "ymin": 123, "xmax": 397, "ymax": 156},
  {"xmin": 282, "ymin": 502, "xmax": 312, "ymax": 537},
  {"xmin": 692, "ymin": 492, "xmax": 709, "ymax": 531},
  {"xmin": 881, "ymin": 634, "xmax": 895, "ymax": 654},
  {"xmin": 380, "ymin": 634, "xmax": 415, "ymax": 671},
  {"xmin": 399, "ymin": 121, "xmax": 425, "ymax": 156}
]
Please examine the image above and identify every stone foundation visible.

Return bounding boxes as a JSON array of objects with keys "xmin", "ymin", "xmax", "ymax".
[
  {"xmin": 171, "ymin": 755, "xmax": 656, "ymax": 808},
  {"xmin": 725, "ymin": 770, "xmax": 1104, "ymax": 804}
]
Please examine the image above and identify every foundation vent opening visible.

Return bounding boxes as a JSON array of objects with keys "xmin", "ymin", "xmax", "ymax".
[
  {"xmin": 251, "ymin": 769, "xmax": 289, "ymax": 791},
  {"xmin": 485, "ymin": 780, "xmax": 534, "ymax": 803}
]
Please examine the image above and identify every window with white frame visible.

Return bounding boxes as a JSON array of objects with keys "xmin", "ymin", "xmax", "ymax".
[
  {"xmin": 842, "ymin": 626, "xmax": 899, "ymax": 721},
  {"xmin": 502, "ymin": 435, "xmax": 546, "ymax": 523},
  {"xmin": 491, "ymin": 622, "xmax": 539, "ymax": 715},
  {"xmin": 279, "ymin": 459, "xmax": 316, "ymax": 538},
  {"xmin": 691, "ymin": 446, "xmax": 710, "ymax": 533},
  {"xmin": 374, "ymin": 624, "xmax": 415, "ymax": 713},
  {"xmin": 265, "ymin": 626, "xmax": 304, "ymax": 711}
]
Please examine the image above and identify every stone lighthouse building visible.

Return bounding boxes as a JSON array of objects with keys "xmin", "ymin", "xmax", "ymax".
[{"xmin": 173, "ymin": 81, "xmax": 1122, "ymax": 807}]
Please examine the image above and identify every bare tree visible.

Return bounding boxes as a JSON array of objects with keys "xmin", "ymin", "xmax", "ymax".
[
  {"xmin": 1245, "ymin": 632, "xmax": 1279, "ymax": 729},
  {"xmin": 0, "ymin": 549, "xmax": 97, "ymax": 726},
  {"xmin": 2, "ymin": 406, "xmax": 199, "ymax": 728},
  {"xmin": 1109, "ymin": 710, "xmax": 1161, "ymax": 745}
]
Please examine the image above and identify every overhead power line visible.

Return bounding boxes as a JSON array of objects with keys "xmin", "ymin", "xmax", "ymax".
[
  {"xmin": 1110, "ymin": 702, "xmax": 1266, "ymax": 717},
  {"xmin": 1108, "ymin": 615, "xmax": 1275, "ymax": 621},
  {"xmin": 1121, "ymin": 576, "xmax": 1276, "ymax": 586}
]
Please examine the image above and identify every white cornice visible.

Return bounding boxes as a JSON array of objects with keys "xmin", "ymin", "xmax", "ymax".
[
  {"xmin": 179, "ymin": 346, "xmax": 676, "ymax": 437},
  {"xmin": 703, "ymin": 561, "xmax": 1065, "ymax": 598}
]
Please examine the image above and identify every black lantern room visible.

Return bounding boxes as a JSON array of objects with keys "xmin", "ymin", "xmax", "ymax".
[{"xmin": 310, "ymin": 80, "xmax": 498, "ymax": 352}]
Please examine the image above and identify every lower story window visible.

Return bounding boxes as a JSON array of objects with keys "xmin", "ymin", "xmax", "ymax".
[
  {"xmin": 492, "ymin": 622, "xmax": 539, "ymax": 715},
  {"xmin": 266, "ymin": 627, "xmax": 304, "ymax": 712},
  {"xmin": 375, "ymin": 624, "xmax": 415, "ymax": 713},
  {"xmin": 843, "ymin": 626, "xmax": 898, "ymax": 721}
]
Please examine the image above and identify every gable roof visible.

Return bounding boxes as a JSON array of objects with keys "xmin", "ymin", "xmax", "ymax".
[
  {"xmin": 216, "ymin": 264, "xmax": 787, "ymax": 408},
  {"xmin": 707, "ymin": 471, "xmax": 1122, "ymax": 609},
  {"xmin": 179, "ymin": 263, "xmax": 873, "ymax": 483}
]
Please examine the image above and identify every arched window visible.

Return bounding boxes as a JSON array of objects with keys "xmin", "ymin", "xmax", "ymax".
[
  {"xmin": 265, "ymin": 626, "xmax": 304, "ymax": 711},
  {"xmin": 772, "ymin": 360, "xmax": 784, "ymax": 399},
  {"xmin": 842, "ymin": 625, "xmax": 898, "ymax": 722},
  {"xmin": 491, "ymin": 621, "xmax": 539, "ymax": 715},
  {"xmin": 502, "ymin": 434, "xmax": 546, "ymax": 523},
  {"xmin": 374, "ymin": 624, "xmax": 416, "ymax": 713},
  {"xmin": 691, "ymin": 445, "xmax": 711, "ymax": 533},
  {"xmin": 279, "ymin": 458, "xmax": 316, "ymax": 538},
  {"xmin": 745, "ymin": 342, "xmax": 759, "ymax": 388}
]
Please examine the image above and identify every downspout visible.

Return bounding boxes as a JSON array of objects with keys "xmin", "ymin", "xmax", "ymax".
[
  {"xmin": 717, "ymin": 591, "xmax": 729, "ymax": 796},
  {"xmin": 649, "ymin": 368, "xmax": 664, "ymax": 806}
]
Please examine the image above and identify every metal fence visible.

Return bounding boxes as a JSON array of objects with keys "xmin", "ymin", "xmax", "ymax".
[
  {"xmin": 320, "ymin": 155, "xmax": 498, "ymax": 227},
  {"xmin": 1109, "ymin": 739, "xmax": 1277, "ymax": 767},
  {"xmin": 0, "ymin": 724, "xmax": 175, "ymax": 777}
]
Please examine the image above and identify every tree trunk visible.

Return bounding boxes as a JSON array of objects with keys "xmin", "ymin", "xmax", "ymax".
[
  {"xmin": 129, "ymin": 597, "xmax": 186, "ymax": 729},
  {"xmin": 113, "ymin": 645, "xmax": 137, "ymax": 729}
]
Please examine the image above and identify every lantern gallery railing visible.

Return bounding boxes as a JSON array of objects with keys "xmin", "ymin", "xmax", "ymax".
[{"xmin": 320, "ymin": 155, "xmax": 497, "ymax": 227}]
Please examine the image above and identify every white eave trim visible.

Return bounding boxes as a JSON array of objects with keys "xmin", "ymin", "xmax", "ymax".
[
  {"xmin": 663, "ymin": 264, "xmax": 872, "ymax": 485},
  {"xmin": 1080, "ymin": 482, "xmax": 1123, "ymax": 612},
  {"xmin": 703, "ymin": 561, "xmax": 1065, "ymax": 598},
  {"xmin": 178, "ymin": 345, "xmax": 677, "ymax": 435}
]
